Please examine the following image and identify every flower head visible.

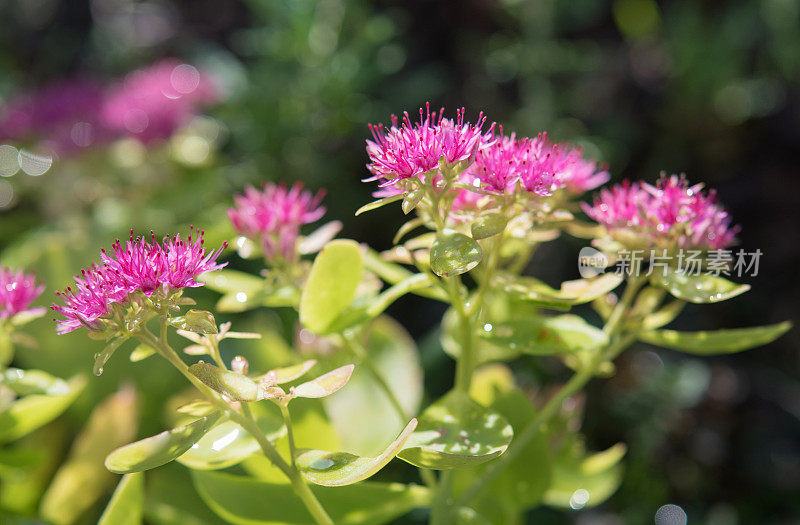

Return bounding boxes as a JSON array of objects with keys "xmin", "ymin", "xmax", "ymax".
[
  {"xmin": 366, "ymin": 104, "xmax": 493, "ymax": 184},
  {"xmin": 582, "ymin": 174, "xmax": 738, "ymax": 250},
  {"xmin": 52, "ymin": 228, "xmax": 226, "ymax": 334},
  {"xmin": 0, "ymin": 268, "xmax": 44, "ymax": 320},
  {"xmin": 227, "ymin": 183, "xmax": 326, "ymax": 263}
]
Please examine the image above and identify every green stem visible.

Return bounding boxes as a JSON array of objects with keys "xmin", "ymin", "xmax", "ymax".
[
  {"xmin": 139, "ymin": 325, "xmax": 334, "ymax": 525},
  {"xmin": 280, "ymin": 402, "xmax": 297, "ymax": 467},
  {"xmin": 453, "ymin": 274, "xmax": 646, "ymax": 509}
]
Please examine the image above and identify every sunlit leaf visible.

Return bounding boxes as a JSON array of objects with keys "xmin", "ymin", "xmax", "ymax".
[
  {"xmin": 481, "ymin": 314, "xmax": 608, "ymax": 355},
  {"xmin": 130, "ymin": 344, "xmax": 157, "ymax": 362},
  {"xmin": 177, "ymin": 408, "xmax": 285, "ymax": 470},
  {"xmin": 106, "ymin": 412, "xmax": 223, "ymax": 473},
  {"xmin": 300, "ymin": 240, "xmax": 364, "ymax": 333},
  {"xmin": 176, "ymin": 400, "xmax": 217, "ymax": 417},
  {"xmin": 542, "ymin": 443, "xmax": 626, "ymax": 509},
  {"xmin": 189, "ymin": 362, "xmax": 259, "ymax": 401},
  {"xmin": 258, "ymin": 360, "xmax": 317, "ymax": 386},
  {"xmin": 40, "ymin": 387, "xmax": 139, "ymax": 525},
  {"xmin": 293, "ymin": 365, "xmax": 354, "ymax": 399},
  {"xmin": 200, "ymin": 270, "xmax": 264, "ymax": 295},
  {"xmin": 355, "ymin": 194, "xmax": 404, "ymax": 216},
  {"xmin": 297, "ymin": 418, "xmax": 417, "ymax": 486},
  {"xmin": 430, "ymin": 231, "xmax": 483, "ymax": 277},
  {"xmin": 169, "ymin": 310, "xmax": 218, "ymax": 335},
  {"xmin": 398, "ymin": 392, "xmax": 513, "ymax": 470},
  {"xmin": 98, "ymin": 473, "xmax": 144, "ymax": 525},
  {"xmin": 641, "ymin": 300, "xmax": 685, "ymax": 330},
  {"xmin": 500, "ymin": 273, "xmax": 623, "ymax": 309},
  {"xmin": 298, "ymin": 221, "xmax": 343, "ymax": 254},
  {"xmin": 0, "ymin": 376, "xmax": 86, "ymax": 443},
  {"xmin": 652, "ymin": 267, "xmax": 749, "ymax": 303},
  {"xmin": 192, "ymin": 470, "xmax": 430, "ymax": 525},
  {"xmin": 0, "ymin": 368, "xmax": 70, "ymax": 396},
  {"xmin": 638, "ymin": 322, "xmax": 791, "ymax": 355}
]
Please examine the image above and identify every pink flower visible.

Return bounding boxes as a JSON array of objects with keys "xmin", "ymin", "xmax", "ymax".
[
  {"xmin": 366, "ymin": 104, "xmax": 493, "ymax": 184},
  {"xmin": 559, "ymin": 151, "xmax": 610, "ymax": 194},
  {"xmin": 52, "ymin": 228, "xmax": 226, "ymax": 334},
  {"xmin": 101, "ymin": 60, "xmax": 218, "ymax": 143},
  {"xmin": 228, "ymin": 183, "xmax": 326, "ymax": 262},
  {"xmin": 0, "ymin": 268, "xmax": 44, "ymax": 320},
  {"xmin": 582, "ymin": 175, "xmax": 738, "ymax": 250}
]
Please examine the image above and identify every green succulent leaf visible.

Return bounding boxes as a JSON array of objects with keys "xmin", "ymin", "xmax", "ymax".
[
  {"xmin": 257, "ymin": 360, "xmax": 317, "ymax": 385},
  {"xmin": 300, "ymin": 240, "xmax": 364, "ymax": 333},
  {"xmin": 641, "ymin": 300, "xmax": 685, "ymax": 330},
  {"xmin": 94, "ymin": 335, "xmax": 129, "ymax": 376},
  {"xmin": 169, "ymin": 310, "xmax": 218, "ymax": 335},
  {"xmin": 99, "ymin": 473, "xmax": 144, "ymax": 525},
  {"xmin": 471, "ymin": 213, "xmax": 507, "ymax": 240},
  {"xmin": 430, "ymin": 231, "xmax": 483, "ymax": 277},
  {"xmin": 402, "ymin": 190, "xmax": 424, "ymax": 214},
  {"xmin": 192, "ymin": 470, "xmax": 430, "ymax": 525},
  {"xmin": 293, "ymin": 365, "xmax": 354, "ymax": 399},
  {"xmin": 500, "ymin": 273, "xmax": 623, "ymax": 309},
  {"xmin": 0, "ymin": 368, "xmax": 71, "ymax": 396},
  {"xmin": 105, "ymin": 412, "xmax": 223, "ymax": 473},
  {"xmin": 355, "ymin": 194, "xmax": 404, "ymax": 216},
  {"xmin": 652, "ymin": 267, "xmax": 749, "ymax": 303},
  {"xmin": 638, "ymin": 322, "xmax": 791, "ymax": 355},
  {"xmin": 129, "ymin": 344, "xmax": 157, "ymax": 362},
  {"xmin": 178, "ymin": 409, "xmax": 285, "ymax": 470},
  {"xmin": 200, "ymin": 269, "xmax": 264, "ymax": 295},
  {"xmin": 481, "ymin": 314, "xmax": 608, "ymax": 356},
  {"xmin": 543, "ymin": 443, "xmax": 626, "ymax": 509},
  {"xmin": 296, "ymin": 418, "xmax": 417, "ymax": 486},
  {"xmin": 189, "ymin": 362, "xmax": 259, "ymax": 402},
  {"xmin": 398, "ymin": 392, "xmax": 513, "ymax": 470},
  {"xmin": 0, "ymin": 375, "xmax": 86, "ymax": 443}
]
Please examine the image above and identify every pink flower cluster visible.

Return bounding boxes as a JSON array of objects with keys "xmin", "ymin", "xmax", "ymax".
[
  {"xmin": 52, "ymin": 228, "xmax": 226, "ymax": 334},
  {"xmin": 0, "ymin": 268, "xmax": 44, "ymax": 320},
  {"xmin": 227, "ymin": 183, "xmax": 326, "ymax": 263},
  {"xmin": 0, "ymin": 59, "xmax": 219, "ymax": 155},
  {"xmin": 583, "ymin": 175, "xmax": 738, "ymax": 250},
  {"xmin": 366, "ymin": 104, "xmax": 493, "ymax": 184}
]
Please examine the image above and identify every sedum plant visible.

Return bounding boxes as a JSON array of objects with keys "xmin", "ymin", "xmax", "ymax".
[{"xmin": 38, "ymin": 105, "xmax": 790, "ymax": 524}]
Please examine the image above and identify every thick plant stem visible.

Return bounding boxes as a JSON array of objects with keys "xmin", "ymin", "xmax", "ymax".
[
  {"xmin": 454, "ymin": 274, "xmax": 646, "ymax": 509},
  {"xmin": 138, "ymin": 327, "xmax": 334, "ymax": 525},
  {"xmin": 280, "ymin": 402, "xmax": 297, "ymax": 467}
]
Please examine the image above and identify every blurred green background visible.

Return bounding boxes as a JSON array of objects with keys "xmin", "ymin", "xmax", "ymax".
[{"xmin": 0, "ymin": 0, "xmax": 799, "ymax": 523}]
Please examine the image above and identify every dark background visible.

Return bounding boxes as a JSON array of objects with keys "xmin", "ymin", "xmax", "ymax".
[{"xmin": 0, "ymin": 0, "xmax": 798, "ymax": 523}]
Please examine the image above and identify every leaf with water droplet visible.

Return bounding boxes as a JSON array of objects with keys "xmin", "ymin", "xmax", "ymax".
[
  {"xmin": 499, "ymin": 273, "xmax": 623, "ymax": 309},
  {"xmin": 297, "ymin": 418, "xmax": 418, "ymax": 486},
  {"xmin": 542, "ymin": 443, "xmax": 626, "ymax": 509},
  {"xmin": 293, "ymin": 364, "xmax": 354, "ymax": 399},
  {"xmin": 398, "ymin": 392, "xmax": 513, "ymax": 470},
  {"xmin": 471, "ymin": 213, "xmax": 507, "ymax": 240},
  {"xmin": 430, "ymin": 231, "xmax": 483, "ymax": 277},
  {"xmin": 94, "ymin": 336, "xmax": 129, "ymax": 375},
  {"xmin": 638, "ymin": 321, "xmax": 791, "ymax": 355},
  {"xmin": 481, "ymin": 314, "xmax": 608, "ymax": 356},
  {"xmin": 168, "ymin": 309, "xmax": 218, "ymax": 335},
  {"xmin": 652, "ymin": 267, "xmax": 749, "ymax": 303},
  {"xmin": 189, "ymin": 362, "xmax": 259, "ymax": 401},
  {"xmin": 105, "ymin": 412, "xmax": 223, "ymax": 473}
]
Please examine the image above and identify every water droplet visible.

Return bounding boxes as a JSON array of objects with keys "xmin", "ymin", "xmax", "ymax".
[
  {"xmin": 94, "ymin": 367, "xmax": 104, "ymax": 376},
  {"xmin": 235, "ymin": 292, "xmax": 248, "ymax": 303},
  {"xmin": 309, "ymin": 457, "xmax": 335, "ymax": 470},
  {"xmin": 569, "ymin": 488, "xmax": 590, "ymax": 509}
]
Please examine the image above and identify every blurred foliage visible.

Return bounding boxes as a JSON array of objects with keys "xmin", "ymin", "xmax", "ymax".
[{"xmin": 0, "ymin": 0, "xmax": 798, "ymax": 523}]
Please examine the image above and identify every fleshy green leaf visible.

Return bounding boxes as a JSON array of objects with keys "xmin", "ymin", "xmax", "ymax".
[
  {"xmin": 105, "ymin": 412, "xmax": 223, "ymax": 473},
  {"xmin": 178, "ymin": 409, "xmax": 285, "ymax": 470},
  {"xmin": 192, "ymin": 470, "xmax": 430, "ymax": 525},
  {"xmin": 0, "ymin": 368, "xmax": 70, "ymax": 396},
  {"xmin": 299, "ymin": 240, "xmax": 364, "ymax": 333},
  {"xmin": 642, "ymin": 300, "xmax": 685, "ymax": 330},
  {"xmin": 200, "ymin": 270, "xmax": 264, "ymax": 295},
  {"xmin": 638, "ymin": 322, "xmax": 791, "ymax": 355},
  {"xmin": 258, "ymin": 360, "xmax": 317, "ymax": 385},
  {"xmin": 298, "ymin": 221, "xmax": 343, "ymax": 254},
  {"xmin": 402, "ymin": 190, "xmax": 424, "ymax": 215},
  {"xmin": 430, "ymin": 231, "xmax": 483, "ymax": 277},
  {"xmin": 355, "ymin": 194, "xmax": 404, "ymax": 216},
  {"xmin": 99, "ymin": 473, "xmax": 144, "ymax": 525},
  {"xmin": 293, "ymin": 365, "xmax": 354, "ymax": 399},
  {"xmin": 129, "ymin": 344, "xmax": 157, "ymax": 362},
  {"xmin": 481, "ymin": 314, "xmax": 608, "ymax": 356},
  {"xmin": 398, "ymin": 392, "xmax": 513, "ymax": 470},
  {"xmin": 94, "ymin": 335, "xmax": 129, "ymax": 376},
  {"xmin": 500, "ymin": 273, "xmax": 623, "ymax": 309},
  {"xmin": 652, "ymin": 267, "xmax": 749, "ymax": 303},
  {"xmin": 189, "ymin": 362, "xmax": 258, "ymax": 401},
  {"xmin": 296, "ymin": 418, "xmax": 417, "ymax": 486},
  {"xmin": 0, "ymin": 376, "xmax": 86, "ymax": 443},
  {"xmin": 542, "ymin": 443, "xmax": 626, "ymax": 509},
  {"xmin": 471, "ymin": 213, "xmax": 507, "ymax": 240},
  {"xmin": 169, "ymin": 310, "xmax": 218, "ymax": 335}
]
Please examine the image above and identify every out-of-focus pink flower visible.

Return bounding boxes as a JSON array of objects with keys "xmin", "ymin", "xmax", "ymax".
[
  {"xmin": 101, "ymin": 60, "xmax": 218, "ymax": 144},
  {"xmin": 0, "ymin": 79, "xmax": 107, "ymax": 154},
  {"xmin": 366, "ymin": 104, "xmax": 493, "ymax": 184},
  {"xmin": 582, "ymin": 174, "xmax": 738, "ymax": 250},
  {"xmin": 228, "ymin": 183, "xmax": 326, "ymax": 263},
  {"xmin": 559, "ymin": 149, "xmax": 610, "ymax": 194},
  {"xmin": 52, "ymin": 228, "xmax": 226, "ymax": 334},
  {"xmin": 0, "ymin": 268, "xmax": 44, "ymax": 320}
]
